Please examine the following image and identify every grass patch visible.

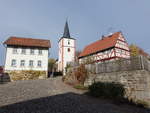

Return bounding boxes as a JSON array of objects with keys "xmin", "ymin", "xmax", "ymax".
[{"xmin": 74, "ymin": 84, "xmax": 88, "ymax": 90}]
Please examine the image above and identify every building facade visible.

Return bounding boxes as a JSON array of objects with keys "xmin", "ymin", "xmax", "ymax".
[
  {"xmin": 58, "ymin": 21, "xmax": 76, "ymax": 74},
  {"xmin": 4, "ymin": 37, "xmax": 50, "ymax": 74},
  {"xmin": 79, "ymin": 32, "xmax": 130, "ymax": 63}
]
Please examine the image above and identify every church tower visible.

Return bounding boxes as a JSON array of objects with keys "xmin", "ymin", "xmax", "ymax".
[{"xmin": 58, "ymin": 21, "xmax": 76, "ymax": 75}]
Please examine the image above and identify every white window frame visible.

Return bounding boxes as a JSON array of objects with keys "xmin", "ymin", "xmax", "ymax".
[
  {"xmin": 37, "ymin": 60, "xmax": 42, "ymax": 67},
  {"xmin": 29, "ymin": 60, "xmax": 34, "ymax": 67},
  {"xmin": 30, "ymin": 49, "xmax": 34, "ymax": 55},
  {"xmin": 20, "ymin": 60, "xmax": 25, "ymax": 67},
  {"xmin": 12, "ymin": 48, "xmax": 18, "ymax": 54},
  {"xmin": 21, "ymin": 48, "xmax": 26, "ymax": 54},
  {"xmin": 11, "ymin": 59, "xmax": 16, "ymax": 67},
  {"xmin": 38, "ymin": 49, "xmax": 42, "ymax": 55}
]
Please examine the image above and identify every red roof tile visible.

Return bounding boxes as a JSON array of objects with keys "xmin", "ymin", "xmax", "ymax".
[
  {"xmin": 4, "ymin": 37, "xmax": 51, "ymax": 48},
  {"xmin": 79, "ymin": 32, "xmax": 121, "ymax": 58}
]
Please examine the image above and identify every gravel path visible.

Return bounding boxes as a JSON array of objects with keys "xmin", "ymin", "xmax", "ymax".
[{"xmin": 0, "ymin": 77, "xmax": 150, "ymax": 113}]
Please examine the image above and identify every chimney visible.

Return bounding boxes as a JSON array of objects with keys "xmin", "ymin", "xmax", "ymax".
[{"xmin": 102, "ymin": 35, "xmax": 105, "ymax": 40}]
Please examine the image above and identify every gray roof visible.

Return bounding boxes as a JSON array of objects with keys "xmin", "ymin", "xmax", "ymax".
[
  {"xmin": 63, "ymin": 21, "xmax": 71, "ymax": 38},
  {"xmin": 58, "ymin": 21, "xmax": 76, "ymax": 42}
]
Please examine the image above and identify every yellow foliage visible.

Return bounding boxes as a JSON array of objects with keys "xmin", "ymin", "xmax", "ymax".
[{"xmin": 129, "ymin": 44, "xmax": 139, "ymax": 57}]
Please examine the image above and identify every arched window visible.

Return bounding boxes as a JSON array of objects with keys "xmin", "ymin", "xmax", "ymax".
[{"xmin": 68, "ymin": 48, "xmax": 70, "ymax": 52}]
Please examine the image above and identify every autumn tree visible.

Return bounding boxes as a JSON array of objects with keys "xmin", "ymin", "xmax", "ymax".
[
  {"xmin": 129, "ymin": 44, "xmax": 139, "ymax": 57},
  {"xmin": 129, "ymin": 44, "xmax": 150, "ymax": 58}
]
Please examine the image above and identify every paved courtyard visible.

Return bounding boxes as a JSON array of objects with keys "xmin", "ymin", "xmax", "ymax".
[{"xmin": 0, "ymin": 77, "xmax": 150, "ymax": 113}]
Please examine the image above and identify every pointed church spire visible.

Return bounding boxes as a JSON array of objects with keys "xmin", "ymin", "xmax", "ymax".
[{"xmin": 63, "ymin": 21, "xmax": 71, "ymax": 38}]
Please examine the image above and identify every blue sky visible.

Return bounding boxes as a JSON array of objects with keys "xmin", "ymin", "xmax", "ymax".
[{"xmin": 0, "ymin": 0, "xmax": 150, "ymax": 65}]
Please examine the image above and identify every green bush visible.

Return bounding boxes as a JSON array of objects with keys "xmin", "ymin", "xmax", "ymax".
[{"xmin": 88, "ymin": 82, "xmax": 125, "ymax": 99}]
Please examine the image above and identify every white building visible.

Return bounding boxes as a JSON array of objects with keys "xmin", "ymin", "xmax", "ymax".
[
  {"xmin": 58, "ymin": 21, "xmax": 76, "ymax": 74},
  {"xmin": 79, "ymin": 32, "xmax": 130, "ymax": 63},
  {"xmin": 4, "ymin": 37, "xmax": 51, "ymax": 74}
]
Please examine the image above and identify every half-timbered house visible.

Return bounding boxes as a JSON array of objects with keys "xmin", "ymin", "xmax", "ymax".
[{"xmin": 78, "ymin": 32, "xmax": 130, "ymax": 63}]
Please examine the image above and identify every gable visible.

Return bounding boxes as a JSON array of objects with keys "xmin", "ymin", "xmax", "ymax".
[
  {"xmin": 79, "ymin": 32, "xmax": 122, "ymax": 58},
  {"xmin": 115, "ymin": 33, "xmax": 129, "ymax": 51}
]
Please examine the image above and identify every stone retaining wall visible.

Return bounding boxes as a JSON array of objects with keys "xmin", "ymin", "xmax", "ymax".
[
  {"xmin": 6, "ymin": 70, "xmax": 47, "ymax": 81},
  {"xmin": 84, "ymin": 70, "xmax": 150, "ymax": 103}
]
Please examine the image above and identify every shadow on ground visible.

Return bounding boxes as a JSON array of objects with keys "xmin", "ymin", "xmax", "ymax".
[
  {"xmin": 0, "ymin": 73, "xmax": 10, "ymax": 84},
  {"xmin": 0, "ymin": 92, "xmax": 150, "ymax": 113}
]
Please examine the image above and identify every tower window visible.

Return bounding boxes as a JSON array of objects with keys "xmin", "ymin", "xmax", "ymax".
[
  {"xmin": 68, "ymin": 48, "xmax": 70, "ymax": 52},
  {"xmin": 68, "ymin": 41, "xmax": 70, "ymax": 45}
]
